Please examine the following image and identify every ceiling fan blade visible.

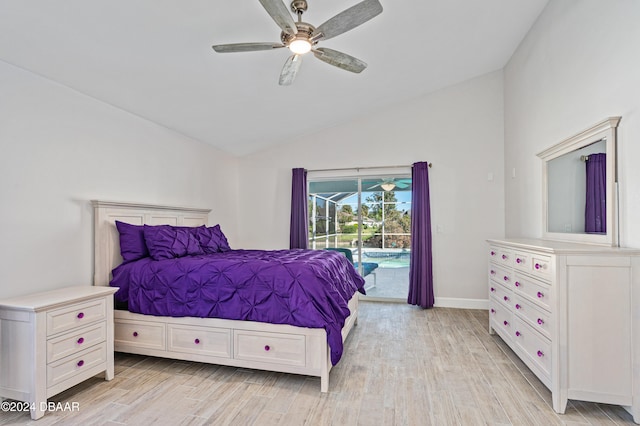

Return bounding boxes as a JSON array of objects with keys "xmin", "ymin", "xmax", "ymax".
[
  {"xmin": 312, "ymin": 0, "xmax": 383, "ymax": 41},
  {"xmin": 212, "ymin": 42, "xmax": 284, "ymax": 53},
  {"xmin": 395, "ymin": 182, "xmax": 409, "ymax": 188},
  {"xmin": 279, "ymin": 54, "xmax": 302, "ymax": 86},
  {"xmin": 259, "ymin": 0, "xmax": 298, "ymax": 35},
  {"xmin": 313, "ymin": 48, "xmax": 367, "ymax": 73}
]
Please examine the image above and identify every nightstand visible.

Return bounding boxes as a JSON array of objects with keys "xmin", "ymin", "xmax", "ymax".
[{"xmin": 0, "ymin": 286, "xmax": 118, "ymax": 420}]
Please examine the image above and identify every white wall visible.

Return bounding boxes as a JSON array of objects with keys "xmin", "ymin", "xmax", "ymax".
[
  {"xmin": 237, "ymin": 71, "xmax": 505, "ymax": 306},
  {"xmin": 504, "ymin": 0, "xmax": 640, "ymax": 246},
  {"xmin": 0, "ymin": 61, "xmax": 239, "ymax": 299}
]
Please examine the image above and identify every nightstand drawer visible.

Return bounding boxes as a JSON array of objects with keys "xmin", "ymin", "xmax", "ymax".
[
  {"xmin": 47, "ymin": 322, "xmax": 106, "ymax": 363},
  {"xmin": 47, "ymin": 342, "xmax": 107, "ymax": 388},
  {"xmin": 234, "ymin": 330, "xmax": 306, "ymax": 366},
  {"xmin": 47, "ymin": 298, "xmax": 106, "ymax": 336}
]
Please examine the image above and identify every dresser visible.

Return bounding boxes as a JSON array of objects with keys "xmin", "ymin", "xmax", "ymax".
[
  {"xmin": 488, "ymin": 239, "xmax": 640, "ymax": 422},
  {"xmin": 0, "ymin": 286, "xmax": 117, "ymax": 420}
]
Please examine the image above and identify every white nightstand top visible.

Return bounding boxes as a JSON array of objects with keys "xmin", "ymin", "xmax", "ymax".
[{"xmin": 0, "ymin": 286, "xmax": 118, "ymax": 312}]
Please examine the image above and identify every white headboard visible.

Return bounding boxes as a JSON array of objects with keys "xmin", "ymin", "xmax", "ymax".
[{"xmin": 92, "ymin": 200, "xmax": 211, "ymax": 287}]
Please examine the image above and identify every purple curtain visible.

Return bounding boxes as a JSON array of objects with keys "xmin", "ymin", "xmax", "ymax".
[
  {"xmin": 289, "ymin": 168, "xmax": 309, "ymax": 249},
  {"xmin": 585, "ymin": 153, "xmax": 606, "ymax": 234},
  {"xmin": 408, "ymin": 161, "xmax": 434, "ymax": 308}
]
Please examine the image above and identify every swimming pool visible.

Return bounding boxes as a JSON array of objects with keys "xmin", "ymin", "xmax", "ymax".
[{"xmin": 361, "ymin": 251, "xmax": 410, "ymax": 268}]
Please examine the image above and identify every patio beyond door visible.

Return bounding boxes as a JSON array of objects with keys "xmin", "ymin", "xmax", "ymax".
[{"xmin": 308, "ymin": 176, "xmax": 411, "ymax": 300}]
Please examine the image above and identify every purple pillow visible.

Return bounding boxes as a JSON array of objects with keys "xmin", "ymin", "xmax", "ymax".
[
  {"xmin": 195, "ymin": 224, "xmax": 231, "ymax": 253},
  {"xmin": 143, "ymin": 225, "xmax": 204, "ymax": 260},
  {"xmin": 115, "ymin": 221, "xmax": 149, "ymax": 263}
]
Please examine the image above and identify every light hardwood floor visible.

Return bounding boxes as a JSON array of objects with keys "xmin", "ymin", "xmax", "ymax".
[{"xmin": 1, "ymin": 301, "xmax": 636, "ymax": 425}]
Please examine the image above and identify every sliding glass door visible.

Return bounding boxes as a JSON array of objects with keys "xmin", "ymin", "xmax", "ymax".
[{"xmin": 308, "ymin": 175, "xmax": 412, "ymax": 300}]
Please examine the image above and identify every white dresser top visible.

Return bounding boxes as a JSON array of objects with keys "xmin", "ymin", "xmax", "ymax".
[
  {"xmin": 487, "ymin": 238, "xmax": 640, "ymax": 255},
  {"xmin": 0, "ymin": 286, "xmax": 118, "ymax": 312}
]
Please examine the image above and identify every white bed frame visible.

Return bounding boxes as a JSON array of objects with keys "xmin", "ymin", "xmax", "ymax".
[{"xmin": 92, "ymin": 200, "xmax": 358, "ymax": 392}]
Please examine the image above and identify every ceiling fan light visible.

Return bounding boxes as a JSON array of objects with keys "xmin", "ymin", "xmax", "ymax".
[
  {"xmin": 289, "ymin": 39, "xmax": 312, "ymax": 54},
  {"xmin": 380, "ymin": 182, "xmax": 396, "ymax": 191}
]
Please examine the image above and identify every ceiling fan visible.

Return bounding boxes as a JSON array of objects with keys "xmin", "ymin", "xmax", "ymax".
[
  {"xmin": 368, "ymin": 178, "xmax": 411, "ymax": 191},
  {"xmin": 211, "ymin": 0, "xmax": 383, "ymax": 85}
]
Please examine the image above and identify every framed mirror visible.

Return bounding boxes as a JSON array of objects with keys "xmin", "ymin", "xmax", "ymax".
[{"xmin": 537, "ymin": 117, "xmax": 620, "ymax": 246}]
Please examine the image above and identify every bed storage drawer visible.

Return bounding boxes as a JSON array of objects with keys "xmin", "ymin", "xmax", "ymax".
[
  {"xmin": 47, "ymin": 322, "xmax": 106, "ymax": 363},
  {"xmin": 115, "ymin": 319, "xmax": 166, "ymax": 351},
  {"xmin": 168, "ymin": 324, "xmax": 231, "ymax": 358},
  {"xmin": 234, "ymin": 330, "xmax": 306, "ymax": 366},
  {"xmin": 47, "ymin": 298, "xmax": 106, "ymax": 336}
]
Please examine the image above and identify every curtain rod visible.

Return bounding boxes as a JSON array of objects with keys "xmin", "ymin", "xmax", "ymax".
[{"xmin": 308, "ymin": 163, "xmax": 432, "ymax": 173}]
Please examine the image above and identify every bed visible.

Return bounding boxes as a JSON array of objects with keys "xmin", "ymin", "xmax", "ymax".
[{"xmin": 92, "ymin": 200, "xmax": 364, "ymax": 391}]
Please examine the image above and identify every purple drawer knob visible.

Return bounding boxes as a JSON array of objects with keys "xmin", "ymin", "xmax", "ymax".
[
  {"xmin": 77, "ymin": 312, "xmax": 84, "ymax": 319},
  {"xmin": 503, "ymin": 296, "xmax": 509, "ymax": 302},
  {"xmin": 194, "ymin": 338, "xmax": 200, "ymax": 344},
  {"xmin": 537, "ymin": 318, "xmax": 544, "ymax": 325},
  {"xmin": 490, "ymin": 308, "xmax": 495, "ymax": 314},
  {"xmin": 133, "ymin": 331, "xmax": 139, "ymax": 337},
  {"xmin": 503, "ymin": 276, "xmax": 509, "ymax": 281},
  {"xmin": 264, "ymin": 345, "xmax": 271, "ymax": 352},
  {"xmin": 491, "ymin": 251, "xmax": 496, "ymax": 256},
  {"xmin": 77, "ymin": 360, "xmax": 84, "ymax": 367},
  {"xmin": 515, "ymin": 281, "xmax": 520, "ymax": 287},
  {"xmin": 503, "ymin": 320, "xmax": 509, "ymax": 326},
  {"xmin": 516, "ymin": 258, "xmax": 522, "ymax": 264},
  {"xmin": 490, "ymin": 287, "xmax": 495, "ymax": 292},
  {"xmin": 535, "ymin": 263, "xmax": 541, "ymax": 270},
  {"xmin": 77, "ymin": 337, "xmax": 84, "ymax": 345},
  {"xmin": 502, "ymin": 254, "xmax": 507, "ymax": 260},
  {"xmin": 490, "ymin": 270, "xmax": 496, "ymax": 275},
  {"xmin": 515, "ymin": 304, "xmax": 521, "ymax": 309},
  {"xmin": 537, "ymin": 292, "xmax": 544, "ymax": 299},
  {"xmin": 537, "ymin": 350, "xmax": 544, "ymax": 358},
  {"xmin": 515, "ymin": 331, "xmax": 521, "ymax": 337}
]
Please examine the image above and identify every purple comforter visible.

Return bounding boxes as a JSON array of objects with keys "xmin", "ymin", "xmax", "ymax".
[{"xmin": 110, "ymin": 249, "xmax": 365, "ymax": 364}]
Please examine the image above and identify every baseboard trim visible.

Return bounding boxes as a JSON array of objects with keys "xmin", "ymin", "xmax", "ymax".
[
  {"xmin": 434, "ymin": 297, "xmax": 489, "ymax": 310},
  {"xmin": 358, "ymin": 295, "xmax": 490, "ymax": 310}
]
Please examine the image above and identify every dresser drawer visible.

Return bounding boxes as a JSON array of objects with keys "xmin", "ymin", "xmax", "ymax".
[
  {"xmin": 489, "ymin": 297, "xmax": 513, "ymax": 342},
  {"xmin": 513, "ymin": 273, "xmax": 552, "ymax": 311},
  {"xmin": 47, "ymin": 322, "xmax": 106, "ymax": 363},
  {"xmin": 489, "ymin": 264, "xmax": 514, "ymax": 287},
  {"xmin": 512, "ymin": 318, "xmax": 551, "ymax": 380},
  {"xmin": 514, "ymin": 251, "xmax": 552, "ymax": 278},
  {"xmin": 47, "ymin": 298, "xmax": 106, "ymax": 336},
  {"xmin": 489, "ymin": 247, "xmax": 514, "ymax": 267},
  {"xmin": 47, "ymin": 342, "xmax": 107, "ymax": 388},
  {"xmin": 513, "ymin": 295, "xmax": 551, "ymax": 339},
  {"xmin": 489, "ymin": 282, "xmax": 513, "ymax": 308},
  {"xmin": 168, "ymin": 324, "xmax": 231, "ymax": 358},
  {"xmin": 115, "ymin": 319, "xmax": 166, "ymax": 351},
  {"xmin": 513, "ymin": 251, "xmax": 531, "ymax": 272},
  {"xmin": 234, "ymin": 330, "xmax": 306, "ymax": 367}
]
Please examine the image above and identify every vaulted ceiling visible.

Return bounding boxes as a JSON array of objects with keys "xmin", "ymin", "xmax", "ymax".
[{"xmin": 0, "ymin": 0, "xmax": 548, "ymax": 156}]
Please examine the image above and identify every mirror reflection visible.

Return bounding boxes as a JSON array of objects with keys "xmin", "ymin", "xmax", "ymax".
[{"xmin": 547, "ymin": 140, "xmax": 606, "ymax": 234}]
